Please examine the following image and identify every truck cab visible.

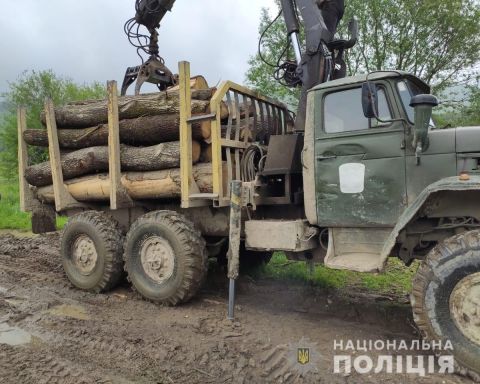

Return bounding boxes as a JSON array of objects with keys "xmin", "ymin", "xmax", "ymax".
[{"xmin": 299, "ymin": 71, "xmax": 480, "ymax": 273}]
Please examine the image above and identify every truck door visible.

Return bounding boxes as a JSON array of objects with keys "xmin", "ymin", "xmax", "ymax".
[
  {"xmin": 396, "ymin": 79, "xmax": 457, "ymax": 204},
  {"xmin": 314, "ymin": 83, "xmax": 407, "ymax": 227}
]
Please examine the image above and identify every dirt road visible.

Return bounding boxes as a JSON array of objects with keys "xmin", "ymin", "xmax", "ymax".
[{"xmin": 0, "ymin": 232, "xmax": 474, "ymax": 384}]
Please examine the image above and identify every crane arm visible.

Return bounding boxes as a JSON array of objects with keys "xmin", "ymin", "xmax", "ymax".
[
  {"xmin": 121, "ymin": 0, "xmax": 178, "ymax": 96},
  {"xmin": 121, "ymin": 0, "xmax": 357, "ymax": 130}
]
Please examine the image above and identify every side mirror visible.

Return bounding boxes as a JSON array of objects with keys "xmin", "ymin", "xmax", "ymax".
[
  {"xmin": 362, "ymin": 82, "xmax": 378, "ymax": 119},
  {"xmin": 410, "ymin": 94, "xmax": 438, "ymax": 156}
]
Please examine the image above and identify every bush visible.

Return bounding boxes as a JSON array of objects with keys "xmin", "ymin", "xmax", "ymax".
[{"xmin": 0, "ymin": 70, "xmax": 105, "ymax": 179}]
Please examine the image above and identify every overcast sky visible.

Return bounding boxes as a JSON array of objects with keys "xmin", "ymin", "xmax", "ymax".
[{"xmin": 0, "ymin": 0, "xmax": 277, "ymax": 94}]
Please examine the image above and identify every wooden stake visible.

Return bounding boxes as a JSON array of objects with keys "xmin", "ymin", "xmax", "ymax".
[
  {"xmin": 17, "ymin": 107, "xmax": 35, "ymax": 212},
  {"xmin": 44, "ymin": 98, "xmax": 83, "ymax": 212},
  {"xmin": 107, "ymin": 81, "xmax": 133, "ymax": 210}
]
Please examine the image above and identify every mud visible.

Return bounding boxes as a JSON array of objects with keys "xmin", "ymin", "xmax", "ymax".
[{"xmin": 0, "ymin": 232, "xmax": 475, "ymax": 383}]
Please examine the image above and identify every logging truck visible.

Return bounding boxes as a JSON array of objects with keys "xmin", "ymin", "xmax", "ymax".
[{"xmin": 18, "ymin": 65, "xmax": 480, "ymax": 378}]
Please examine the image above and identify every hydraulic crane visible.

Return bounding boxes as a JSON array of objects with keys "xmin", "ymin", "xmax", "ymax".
[{"xmin": 121, "ymin": 0, "xmax": 358, "ymax": 130}]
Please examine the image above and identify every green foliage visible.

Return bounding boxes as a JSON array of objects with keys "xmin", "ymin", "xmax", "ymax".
[
  {"xmin": 461, "ymin": 84, "xmax": 480, "ymax": 125},
  {"xmin": 434, "ymin": 83, "xmax": 480, "ymax": 127},
  {"xmin": 0, "ymin": 181, "xmax": 67, "ymax": 231},
  {"xmin": 246, "ymin": 1, "xmax": 480, "ymax": 102},
  {"xmin": 0, "ymin": 180, "xmax": 32, "ymax": 230},
  {"xmin": 251, "ymin": 252, "xmax": 416, "ymax": 296},
  {"xmin": 0, "ymin": 180, "xmax": 66, "ymax": 231},
  {"xmin": 343, "ymin": 0, "xmax": 480, "ymax": 92},
  {"xmin": 0, "ymin": 70, "xmax": 105, "ymax": 178}
]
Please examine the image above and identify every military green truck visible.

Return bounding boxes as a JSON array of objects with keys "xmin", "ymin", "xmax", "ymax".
[{"xmin": 18, "ymin": 66, "xmax": 480, "ymax": 379}]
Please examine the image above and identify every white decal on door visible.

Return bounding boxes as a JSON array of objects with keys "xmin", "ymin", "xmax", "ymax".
[{"xmin": 339, "ymin": 163, "xmax": 366, "ymax": 194}]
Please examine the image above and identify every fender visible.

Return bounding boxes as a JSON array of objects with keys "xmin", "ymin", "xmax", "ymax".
[{"xmin": 381, "ymin": 175, "xmax": 480, "ymax": 261}]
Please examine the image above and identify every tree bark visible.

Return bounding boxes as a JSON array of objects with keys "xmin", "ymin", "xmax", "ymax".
[
  {"xmin": 31, "ymin": 205, "xmax": 57, "ymax": 234},
  {"xmin": 25, "ymin": 141, "xmax": 201, "ymax": 187},
  {"xmin": 40, "ymin": 89, "xmax": 219, "ymax": 128},
  {"xmin": 36, "ymin": 163, "xmax": 215, "ymax": 203},
  {"xmin": 200, "ymin": 144, "xmax": 213, "ymax": 163},
  {"xmin": 24, "ymin": 115, "xmax": 212, "ymax": 149}
]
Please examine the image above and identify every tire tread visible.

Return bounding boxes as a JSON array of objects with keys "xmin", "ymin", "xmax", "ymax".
[
  {"xmin": 62, "ymin": 211, "xmax": 124, "ymax": 293},
  {"xmin": 412, "ymin": 230, "xmax": 480, "ymax": 382},
  {"xmin": 123, "ymin": 210, "xmax": 208, "ymax": 306}
]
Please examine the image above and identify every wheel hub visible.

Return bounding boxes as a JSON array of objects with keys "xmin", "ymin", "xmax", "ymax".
[
  {"xmin": 450, "ymin": 272, "xmax": 480, "ymax": 346},
  {"xmin": 140, "ymin": 236, "xmax": 175, "ymax": 284},
  {"xmin": 72, "ymin": 235, "xmax": 98, "ymax": 275}
]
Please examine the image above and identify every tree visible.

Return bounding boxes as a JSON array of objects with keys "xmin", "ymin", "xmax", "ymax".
[
  {"xmin": 246, "ymin": 0, "xmax": 480, "ymax": 105},
  {"xmin": 0, "ymin": 70, "xmax": 105, "ymax": 179},
  {"xmin": 435, "ymin": 82, "xmax": 480, "ymax": 127},
  {"xmin": 462, "ymin": 84, "xmax": 480, "ymax": 125},
  {"xmin": 343, "ymin": 0, "xmax": 480, "ymax": 92}
]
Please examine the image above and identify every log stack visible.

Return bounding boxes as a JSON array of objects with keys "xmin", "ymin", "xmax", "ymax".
[
  {"xmin": 25, "ymin": 77, "xmax": 223, "ymax": 203},
  {"xmin": 24, "ymin": 76, "xmax": 287, "ymax": 205}
]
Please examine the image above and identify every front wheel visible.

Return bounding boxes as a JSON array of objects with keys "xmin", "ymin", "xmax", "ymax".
[
  {"xmin": 412, "ymin": 230, "xmax": 480, "ymax": 381},
  {"xmin": 123, "ymin": 211, "xmax": 208, "ymax": 306}
]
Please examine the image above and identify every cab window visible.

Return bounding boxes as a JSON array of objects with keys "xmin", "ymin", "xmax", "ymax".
[
  {"xmin": 324, "ymin": 87, "xmax": 392, "ymax": 134},
  {"xmin": 397, "ymin": 80, "xmax": 436, "ymax": 128}
]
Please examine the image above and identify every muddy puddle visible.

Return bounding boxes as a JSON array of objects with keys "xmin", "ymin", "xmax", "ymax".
[{"xmin": 0, "ymin": 323, "xmax": 32, "ymax": 346}]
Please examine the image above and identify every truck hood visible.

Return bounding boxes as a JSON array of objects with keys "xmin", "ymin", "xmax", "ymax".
[{"xmin": 456, "ymin": 126, "xmax": 480, "ymax": 153}]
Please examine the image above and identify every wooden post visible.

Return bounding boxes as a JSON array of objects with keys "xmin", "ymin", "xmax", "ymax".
[
  {"xmin": 179, "ymin": 61, "xmax": 201, "ymax": 208},
  {"xmin": 44, "ymin": 98, "xmax": 82, "ymax": 212},
  {"xmin": 107, "ymin": 80, "xmax": 133, "ymax": 210},
  {"xmin": 17, "ymin": 107, "xmax": 35, "ymax": 212}
]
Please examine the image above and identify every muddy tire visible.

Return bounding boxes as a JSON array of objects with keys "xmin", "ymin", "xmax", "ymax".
[
  {"xmin": 61, "ymin": 211, "xmax": 125, "ymax": 293},
  {"xmin": 123, "ymin": 210, "xmax": 208, "ymax": 305},
  {"xmin": 412, "ymin": 230, "xmax": 480, "ymax": 381}
]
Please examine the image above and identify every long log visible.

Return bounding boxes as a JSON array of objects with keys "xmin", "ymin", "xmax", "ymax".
[
  {"xmin": 65, "ymin": 76, "xmax": 210, "ymax": 109},
  {"xmin": 36, "ymin": 163, "xmax": 215, "ymax": 203},
  {"xmin": 24, "ymin": 113, "xmax": 260, "ymax": 149},
  {"xmin": 40, "ymin": 89, "xmax": 219, "ymax": 128},
  {"xmin": 25, "ymin": 141, "xmax": 201, "ymax": 187},
  {"xmin": 24, "ymin": 115, "xmax": 211, "ymax": 149}
]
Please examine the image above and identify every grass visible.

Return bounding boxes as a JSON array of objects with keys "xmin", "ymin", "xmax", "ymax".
[
  {"xmin": 0, "ymin": 180, "xmax": 67, "ymax": 231},
  {"xmin": 251, "ymin": 252, "xmax": 418, "ymax": 296}
]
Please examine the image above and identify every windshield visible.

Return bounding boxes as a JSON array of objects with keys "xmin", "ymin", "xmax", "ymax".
[{"xmin": 397, "ymin": 80, "xmax": 423, "ymax": 122}]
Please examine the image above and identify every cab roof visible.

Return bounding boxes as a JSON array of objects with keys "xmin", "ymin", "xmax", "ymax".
[{"xmin": 309, "ymin": 71, "xmax": 430, "ymax": 93}]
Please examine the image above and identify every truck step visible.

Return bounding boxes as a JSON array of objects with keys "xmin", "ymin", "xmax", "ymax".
[{"xmin": 324, "ymin": 228, "xmax": 392, "ymax": 273}]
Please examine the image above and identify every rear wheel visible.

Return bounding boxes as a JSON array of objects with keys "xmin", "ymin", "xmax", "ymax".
[
  {"xmin": 61, "ymin": 211, "xmax": 125, "ymax": 293},
  {"xmin": 123, "ymin": 211, "xmax": 208, "ymax": 305},
  {"xmin": 412, "ymin": 230, "xmax": 480, "ymax": 381}
]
